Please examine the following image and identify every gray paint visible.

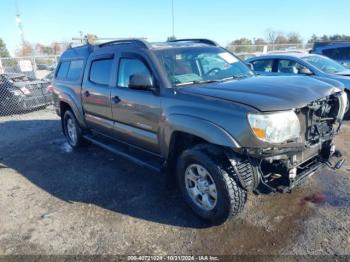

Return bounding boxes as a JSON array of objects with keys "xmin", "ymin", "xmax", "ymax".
[{"xmin": 53, "ymin": 44, "xmax": 344, "ymax": 161}]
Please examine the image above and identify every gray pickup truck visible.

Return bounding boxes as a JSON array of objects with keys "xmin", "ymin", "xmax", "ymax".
[{"xmin": 52, "ymin": 39, "xmax": 347, "ymax": 224}]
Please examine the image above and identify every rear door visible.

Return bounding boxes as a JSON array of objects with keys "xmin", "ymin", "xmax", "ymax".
[
  {"xmin": 110, "ymin": 52, "xmax": 162, "ymax": 154},
  {"xmin": 82, "ymin": 53, "xmax": 115, "ymax": 133}
]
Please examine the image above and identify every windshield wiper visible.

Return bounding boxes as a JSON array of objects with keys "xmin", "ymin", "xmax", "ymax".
[
  {"xmin": 220, "ymin": 75, "xmax": 248, "ymax": 81},
  {"xmin": 176, "ymin": 79, "xmax": 221, "ymax": 86}
]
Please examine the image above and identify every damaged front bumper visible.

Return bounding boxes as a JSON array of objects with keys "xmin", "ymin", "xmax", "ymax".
[{"xmin": 226, "ymin": 141, "xmax": 345, "ymax": 194}]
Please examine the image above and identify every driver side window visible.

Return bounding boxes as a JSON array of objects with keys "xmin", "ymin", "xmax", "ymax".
[{"xmin": 118, "ymin": 58, "xmax": 151, "ymax": 88}]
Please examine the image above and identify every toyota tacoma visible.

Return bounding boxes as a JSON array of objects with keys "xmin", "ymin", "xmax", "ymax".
[{"xmin": 51, "ymin": 38, "xmax": 347, "ymax": 224}]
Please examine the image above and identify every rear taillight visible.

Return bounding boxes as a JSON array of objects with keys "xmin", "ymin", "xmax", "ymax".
[{"xmin": 47, "ymin": 85, "xmax": 54, "ymax": 92}]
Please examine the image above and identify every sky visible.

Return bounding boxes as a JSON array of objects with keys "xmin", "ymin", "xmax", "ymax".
[{"xmin": 1, "ymin": 0, "xmax": 350, "ymax": 54}]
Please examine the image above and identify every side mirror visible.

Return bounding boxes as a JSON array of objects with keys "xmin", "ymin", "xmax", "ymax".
[
  {"xmin": 246, "ymin": 63, "xmax": 254, "ymax": 71},
  {"xmin": 299, "ymin": 68, "xmax": 313, "ymax": 76},
  {"xmin": 129, "ymin": 74, "xmax": 154, "ymax": 90}
]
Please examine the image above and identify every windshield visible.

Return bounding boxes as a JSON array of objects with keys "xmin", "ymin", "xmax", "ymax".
[
  {"xmin": 302, "ymin": 55, "xmax": 347, "ymax": 74},
  {"xmin": 155, "ymin": 47, "xmax": 254, "ymax": 86}
]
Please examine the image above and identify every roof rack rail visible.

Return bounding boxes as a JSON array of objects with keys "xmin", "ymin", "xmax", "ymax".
[
  {"xmin": 168, "ymin": 38, "xmax": 220, "ymax": 47},
  {"xmin": 98, "ymin": 38, "xmax": 151, "ymax": 49}
]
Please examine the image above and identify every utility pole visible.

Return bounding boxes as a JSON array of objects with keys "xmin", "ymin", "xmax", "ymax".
[
  {"xmin": 171, "ymin": 0, "xmax": 175, "ymax": 38},
  {"xmin": 15, "ymin": 0, "xmax": 25, "ymax": 47}
]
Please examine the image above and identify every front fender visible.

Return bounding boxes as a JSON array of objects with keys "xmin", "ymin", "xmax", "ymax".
[{"xmin": 159, "ymin": 114, "xmax": 241, "ymax": 158}]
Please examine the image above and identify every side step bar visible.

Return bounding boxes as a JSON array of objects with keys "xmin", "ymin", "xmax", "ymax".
[{"xmin": 83, "ymin": 134, "xmax": 163, "ymax": 173}]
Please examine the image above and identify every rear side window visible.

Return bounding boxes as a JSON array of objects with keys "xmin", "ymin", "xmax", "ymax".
[
  {"xmin": 56, "ymin": 61, "xmax": 70, "ymax": 79},
  {"xmin": 251, "ymin": 59, "xmax": 274, "ymax": 73},
  {"xmin": 89, "ymin": 59, "xmax": 113, "ymax": 85},
  {"xmin": 67, "ymin": 60, "xmax": 84, "ymax": 81}
]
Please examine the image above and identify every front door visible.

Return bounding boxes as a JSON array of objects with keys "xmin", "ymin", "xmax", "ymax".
[{"xmin": 110, "ymin": 54, "xmax": 162, "ymax": 154}]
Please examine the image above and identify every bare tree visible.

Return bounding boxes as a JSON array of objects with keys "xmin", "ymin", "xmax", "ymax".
[{"xmin": 265, "ymin": 29, "xmax": 278, "ymax": 44}]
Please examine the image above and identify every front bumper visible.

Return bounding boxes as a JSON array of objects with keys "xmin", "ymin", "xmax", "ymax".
[{"xmin": 227, "ymin": 141, "xmax": 344, "ymax": 194}]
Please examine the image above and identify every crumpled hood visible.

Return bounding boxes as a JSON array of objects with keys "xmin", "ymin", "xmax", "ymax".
[{"xmin": 179, "ymin": 76, "xmax": 342, "ymax": 111}]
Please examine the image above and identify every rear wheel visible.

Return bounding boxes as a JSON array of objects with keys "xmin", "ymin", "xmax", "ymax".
[
  {"xmin": 177, "ymin": 144, "xmax": 247, "ymax": 225},
  {"xmin": 63, "ymin": 110, "xmax": 83, "ymax": 149}
]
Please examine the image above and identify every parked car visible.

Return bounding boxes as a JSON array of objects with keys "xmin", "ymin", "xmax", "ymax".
[
  {"xmin": 311, "ymin": 41, "xmax": 350, "ymax": 68},
  {"xmin": 52, "ymin": 38, "xmax": 347, "ymax": 224},
  {"xmin": 0, "ymin": 73, "xmax": 52, "ymax": 115},
  {"xmin": 246, "ymin": 53, "xmax": 350, "ymax": 118}
]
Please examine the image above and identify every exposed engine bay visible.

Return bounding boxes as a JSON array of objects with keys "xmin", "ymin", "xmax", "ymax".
[{"xmin": 227, "ymin": 91, "xmax": 347, "ymax": 194}]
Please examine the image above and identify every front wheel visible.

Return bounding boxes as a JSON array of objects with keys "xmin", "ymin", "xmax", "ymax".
[
  {"xmin": 63, "ymin": 110, "xmax": 83, "ymax": 149},
  {"xmin": 177, "ymin": 144, "xmax": 247, "ymax": 225},
  {"xmin": 345, "ymin": 91, "xmax": 350, "ymax": 120}
]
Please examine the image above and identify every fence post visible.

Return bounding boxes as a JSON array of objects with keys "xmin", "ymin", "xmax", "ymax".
[{"xmin": 32, "ymin": 57, "xmax": 37, "ymax": 79}]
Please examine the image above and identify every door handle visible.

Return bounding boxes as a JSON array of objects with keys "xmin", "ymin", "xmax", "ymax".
[
  {"xmin": 112, "ymin": 96, "xmax": 121, "ymax": 104},
  {"xmin": 84, "ymin": 90, "xmax": 91, "ymax": 97}
]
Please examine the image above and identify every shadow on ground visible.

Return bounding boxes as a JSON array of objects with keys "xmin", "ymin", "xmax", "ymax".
[{"xmin": 0, "ymin": 119, "xmax": 209, "ymax": 229}]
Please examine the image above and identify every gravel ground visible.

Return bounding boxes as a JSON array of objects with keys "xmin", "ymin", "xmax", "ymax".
[{"xmin": 0, "ymin": 110, "xmax": 349, "ymax": 256}]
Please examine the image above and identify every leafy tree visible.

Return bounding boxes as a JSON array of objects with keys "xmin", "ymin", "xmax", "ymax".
[
  {"xmin": 0, "ymin": 38, "xmax": 10, "ymax": 57},
  {"xmin": 307, "ymin": 34, "xmax": 350, "ymax": 43},
  {"xmin": 228, "ymin": 38, "xmax": 253, "ymax": 53}
]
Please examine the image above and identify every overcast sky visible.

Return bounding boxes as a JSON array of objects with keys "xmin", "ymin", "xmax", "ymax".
[{"xmin": 1, "ymin": 0, "xmax": 350, "ymax": 53}]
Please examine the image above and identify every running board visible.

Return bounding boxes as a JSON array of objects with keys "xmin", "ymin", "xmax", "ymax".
[{"xmin": 83, "ymin": 134, "xmax": 163, "ymax": 173}]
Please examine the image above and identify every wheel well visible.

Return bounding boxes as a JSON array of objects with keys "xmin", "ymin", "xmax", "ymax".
[
  {"xmin": 166, "ymin": 132, "xmax": 209, "ymax": 176},
  {"xmin": 59, "ymin": 101, "xmax": 72, "ymax": 135},
  {"xmin": 60, "ymin": 101, "xmax": 72, "ymax": 118}
]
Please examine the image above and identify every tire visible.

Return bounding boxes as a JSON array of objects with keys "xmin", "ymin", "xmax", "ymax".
[
  {"xmin": 63, "ymin": 110, "xmax": 84, "ymax": 149},
  {"xmin": 177, "ymin": 144, "xmax": 247, "ymax": 225}
]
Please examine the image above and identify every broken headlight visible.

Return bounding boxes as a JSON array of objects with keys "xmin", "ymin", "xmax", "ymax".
[
  {"xmin": 248, "ymin": 110, "xmax": 301, "ymax": 144},
  {"xmin": 337, "ymin": 91, "xmax": 348, "ymax": 120}
]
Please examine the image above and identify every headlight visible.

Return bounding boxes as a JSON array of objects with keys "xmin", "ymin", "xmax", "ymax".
[
  {"xmin": 337, "ymin": 91, "xmax": 348, "ymax": 120},
  {"xmin": 248, "ymin": 111, "xmax": 301, "ymax": 144}
]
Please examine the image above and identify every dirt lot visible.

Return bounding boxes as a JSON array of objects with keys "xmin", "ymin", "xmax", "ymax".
[{"xmin": 0, "ymin": 110, "xmax": 349, "ymax": 256}]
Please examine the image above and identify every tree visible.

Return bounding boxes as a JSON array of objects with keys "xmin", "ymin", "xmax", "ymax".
[
  {"xmin": 16, "ymin": 41, "xmax": 34, "ymax": 56},
  {"xmin": 0, "ymin": 38, "xmax": 10, "ymax": 57},
  {"xmin": 265, "ymin": 29, "xmax": 278, "ymax": 44},
  {"xmin": 287, "ymin": 32, "xmax": 303, "ymax": 44},
  {"xmin": 51, "ymin": 42, "xmax": 62, "ymax": 55},
  {"xmin": 254, "ymin": 38, "xmax": 267, "ymax": 45},
  {"xmin": 307, "ymin": 34, "xmax": 350, "ymax": 43},
  {"xmin": 227, "ymin": 38, "xmax": 253, "ymax": 53},
  {"xmin": 275, "ymin": 35, "xmax": 288, "ymax": 44}
]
